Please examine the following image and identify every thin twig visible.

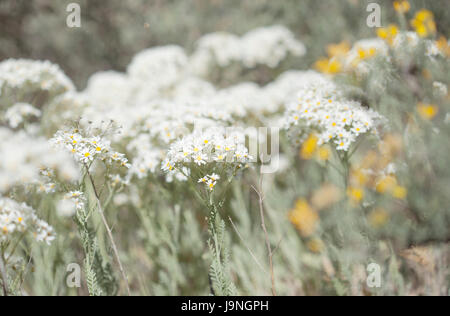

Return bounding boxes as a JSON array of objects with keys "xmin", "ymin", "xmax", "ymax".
[
  {"xmin": 86, "ymin": 168, "xmax": 131, "ymax": 296},
  {"xmin": 251, "ymin": 168, "xmax": 277, "ymax": 296},
  {"xmin": 228, "ymin": 216, "xmax": 267, "ymax": 274},
  {"xmin": 0, "ymin": 251, "xmax": 9, "ymax": 296}
]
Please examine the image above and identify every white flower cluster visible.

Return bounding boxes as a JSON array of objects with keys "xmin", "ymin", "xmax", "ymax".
[
  {"xmin": 3, "ymin": 102, "xmax": 41, "ymax": 128},
  {"xmin": 57, "ymin": 191, "xmax": 86, "ymax": 217},
  {"xmin": 39, "ymin": 27, "xmax": 312, "ymax": 184},
  {"xmin": 343, "ymin": 38, "xmax": 389, "ymax": 75},
  {"xmin": 285, "ymin": 82, "xmax": 384, "ymax": 151},
  {"xmin": 198, "ymin": 173, "xmax": 221, "ymax": 192},
  {"xmin": 50, "ymin": 127, "xmax": 130, "ymax": 167},
  {"xmin": 191, "ymin": 25, "xmax": 306, "ymax": 75},
  {"xmin": 0, "ymin": 197, "xmax": 55, "ymax": 244},
  {"xmin": 128, "ymin": 45, "xmax": 188, "ymax": 93},
  {"xmin": 0, "ymin": 128, "xmax": 78, "ymax": 193},
  {"xmin": 392, "ymin": 32, "xmax": 444, "ymax": 58},
  {"xmin": 162, "ymin": 127, "xmax": 252, "ymax": 175},
  {"xmin": 0, "ymin": 59, "xmax": 74, "ymax": 99}
]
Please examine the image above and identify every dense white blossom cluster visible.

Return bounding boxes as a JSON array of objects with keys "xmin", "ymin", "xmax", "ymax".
[
  {"xmin": 3, "ymin": 102, "xmax": 41, "ymax": 128},
  {"xmin": 190, "ymin": 25, "xmax": 306, "ymax": 75},
  {"xmin": 128, "ymin": 45, "xmax": 189, "ymax": 93},
  {"xmin": 0, "ymin": 128, "xmax": 78, "ymax": 193},
  {"xmin": 285, "ymin": 81, "xmax": 384, "ymax": 151},
  {"xmin": 162, "ymin": 127, "xmax": 252, "ymax": 181},
  {"xmin": 0, "ymin": 197, "xmax": 55, "ymax": 244},
  {"xmin": 392, "ymin": 32, "xmax": 443, "ymax": 58},
  {"xmin": 0, "ymin": 59, "xmax": 74, "ymax": 99},
  {"xmin": 50, "ymin": 126, "xmax": 130, "ymax": 167}
]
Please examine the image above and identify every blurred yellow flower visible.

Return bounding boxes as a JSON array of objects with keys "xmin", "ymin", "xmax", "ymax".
[
  {"xmin": 347, "ymin": 187, "xmax": 364, "ymax": 204},
  {"xmin": 393, "ymin": 0, "xmax": 410, "ymax": 14},
  {"xmin": 435, "ymin": 36, "xmax": 450, "ymax": 57},
  {"xmin": 392, "ymin": 185, "xmax": 407, "ymax": 199},
  {"xmin": 300, "ymin": 134, "xmax": 318, "ymax": 160},
  {"xmin": 311, "ymin": 183, "xmax": 341, "ymax": 210},
  {"xmin": 307, "ymin": 238, "xmax": 324, "ymax": 253},
  {"xmin": 314, "ymin": 57, "xmax": 341, "ymax": 74},
  {"xmin": 289, "ymin": 199, "xmax": 319, "ymax": 237},
  {"xmin": 417, "ymin": 103, "xmax": 438, "ymax": 120},
  {"xmin": 411, "ymin": 9, "xmax": 436, "ymax": 37},
  {"xmin": 369, "ymin": 208, "xmax": 389, "ymax": 228},
  {"xmin": 317, "ymin": 145, "xmax": 331, "ymax": 161},
  {"xmin": 376, "ymin": 175, "xmax": 397, "ymax": 194},
  {"xmin": 379, "ymin": 134, "xmax": 403, "ymax": 158},
  {"xmin": 377, "ymin": 24, "xmax": 399, "ymax": 46},
  {"xmin": 350, "ymin": 168, "xmax": 368, "ymax": 187},
  {"xmin": 357, "ymin": 47, "xmax": 377, "ymax": 60},
  {"xmin": 326, "ymin": 41, "xmax": 350, "ymax": 58}
]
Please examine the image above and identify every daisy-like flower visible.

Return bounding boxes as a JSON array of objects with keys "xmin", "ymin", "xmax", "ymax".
[
  {"xmin": 0, "ymin": 197, "xmax": 56, "ymax": 245},
  {"xmin": 50, "ymin": 126, "xmax": 129, "ymax": 168},
  {"xmin": 163, "ymin": 127, "xmax": 252, "ymax": 184},
  {"xmin": 198, "ymin": 174, "xmax": 221, "ymax": 191},
  {"xmin": 284, "ymin": 83, "xmax": 384, "ymax": 152},
  {"xmin": 78, "ymin": 146, "xmax": 94, "ymax": 163}
]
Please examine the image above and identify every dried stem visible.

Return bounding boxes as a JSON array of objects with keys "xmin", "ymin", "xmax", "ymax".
[
  {"xmin": 0, "ymin": 250, "xmax": 8, "ymax": 296},
  {"xmin": 86, "ymin": 168, "xmax": 131, "ymax": 296},
  {"xmin": 251, "ymin": 168, "xmax": 277, "ymax": 296},
  {"xmin": 228, "ymin": 216, "xmax": 267, "ymax": 274}
]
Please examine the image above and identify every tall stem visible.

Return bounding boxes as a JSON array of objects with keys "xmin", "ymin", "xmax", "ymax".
[
  {"xmin": 0, "ymin": 250, "xmax": 9, "ymax": 296},
  {"xmin": 252, "ymin": 168, "xmax": 277, "ymax": 296},
  {"xmin": 86, "ymin": 169, "xmax": 131, "ymax": 296}
]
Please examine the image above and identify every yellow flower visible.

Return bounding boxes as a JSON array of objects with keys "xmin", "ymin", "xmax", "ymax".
[
  {"xmin": 369, "ymin": 208, "xmax": 389, "ymax": 228},
  {"xmin": 288, "ymin": 199, "xmax": 319, "ymax": 237},
  {"xmin": 376, "ymin": 175, "xmax": 397, "ymax": 194},
  {"xmin": 392, "ymin": 185, "xmax": 407, "ymax": 199},
  {"xmin": 377, "ymin": 24, "xmax": 399, "ymax": 46},
  {"xmin": 300, "ymin": 134, "xmax": 318, "ymax": 160},
  {"xmin": 350, "ymin": 168, "xmax": 368, "ymax": 187},
  {"xmin": 347, "ymin": 187, "xmax": 364, "ymax": 204},
  {"xmin": 411, "ymin": 9, "xmax": 436, "ymax": 37},
  {"xmin": 357, "ymin": 47, "xmax": 377, "ymax": 60},
  {"xmin": 326, "ymin": 41, "xmax": 350, "ymax": 58},
  {"xmin": 379, "ymin": 134, "xmax": 403, "ymax": 158},
  {"xmin": 417, "ymin": 103, "xmax": 438, "ymax": 120},
  {"xmin": 435, "ymin": 36, "xmax": 450, "ymax": 56},
  {"xmin": 307, "ymin": 238, "xmax": 324, "ymax": 253},
  {"xmin": 317, "ymin": 145, "xmax": 331, "ymax": 161},
  {"xmin": 311, "ymin": 184, "xmax": 341, "ymax": 210},
  {"xmin": 393, "ymin": 0, "xmax": 410, "ymax": 14},
  {"xmin": 314, "ymin": 57, "xmax": 341, "ymax": 74}
]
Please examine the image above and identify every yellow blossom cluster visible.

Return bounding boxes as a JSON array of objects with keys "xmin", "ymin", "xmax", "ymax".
[
  {"xmin": 347, "ymin": 134, "xmax": 407, "ymax": 205},
  {"xmin": 417, "ymin": 103, "xmax": 439, "ymax": 120},
  {"xmin": 393, "ymin": 0, "xmax": 410, "ymax": 14},
  {"xmin": 299, "ymin": 134, "xmax": 331, "ymax": 161},
  {"xmin": 411, "ymin": 9, "xmax": 437, "ymax": 38},
  {"xmin": 377, "ymin": 24, "xmax": 399, "ymax": 46},
  {"xmin": 314, "ymin": 41, "xmax": 350, "ymax": 74},
  {"xmin": 289, "ymin": 184, "xmax": 342, "ymax": 252}
]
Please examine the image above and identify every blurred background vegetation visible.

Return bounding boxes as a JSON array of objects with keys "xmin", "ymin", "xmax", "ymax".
[{"xmin": 1, "ymin": 0, "xmax": 449, "ymax": 88}]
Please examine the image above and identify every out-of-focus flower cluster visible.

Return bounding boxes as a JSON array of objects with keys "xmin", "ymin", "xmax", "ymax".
[
  {"xmin": 190, "ymin": 25, "xmax": 306, "ymax": 76},
  {"xmin": 50, "ymin": 125, "xmax": 130, "ymax": 168},
  {"xmin": 0, "ymin": 197, "xmax": 55, "ymax": 245},
  {"xmin": 0, "ymin": 128, "xmax": 78, "ymax": 193},
  {"xmin": 284, "ymin": 80, "xmax": 384, "ymax": 152},
  {"xmin": 0, "ymin": 59, "xmax": 74, "ymax": 105}
]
